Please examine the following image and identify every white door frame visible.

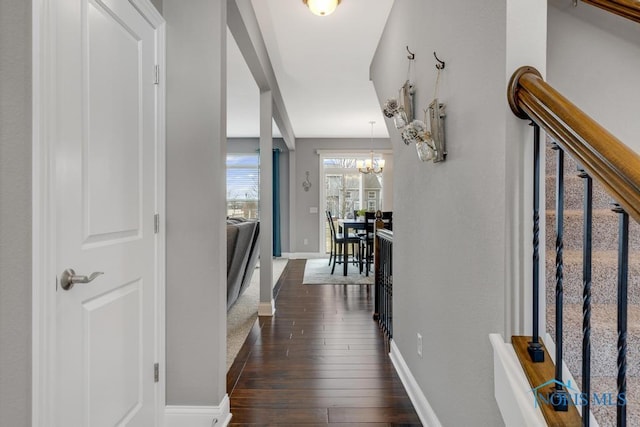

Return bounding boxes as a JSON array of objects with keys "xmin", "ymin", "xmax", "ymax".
[{"xmin": 31, "ymin": 1, "xmax": 166, "ymax": 425}]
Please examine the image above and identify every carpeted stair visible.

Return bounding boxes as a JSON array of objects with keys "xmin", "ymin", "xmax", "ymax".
[{"xmin": 545, "ymin": 142, "xmax": 640, "ymax": 426}]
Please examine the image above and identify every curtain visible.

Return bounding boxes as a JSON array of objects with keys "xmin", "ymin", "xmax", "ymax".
[{"xmin": 272, "ymin": 149, "xmax": 281, "ymax": 257}]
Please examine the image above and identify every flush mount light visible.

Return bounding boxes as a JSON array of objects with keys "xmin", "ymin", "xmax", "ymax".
[{"xmin": 302, "ymin": 0, "xmax": 341, "ymax": 17}]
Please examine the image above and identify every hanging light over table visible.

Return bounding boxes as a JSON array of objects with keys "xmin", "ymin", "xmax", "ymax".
[{"xmin": 357, "ymin": 121, "xmax": 385, "ymax": 175}]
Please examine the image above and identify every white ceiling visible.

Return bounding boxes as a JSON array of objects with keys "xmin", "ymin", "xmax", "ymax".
[{"xmin": 226, "ymin": 0, "xmax": 394, "ymax": 140}]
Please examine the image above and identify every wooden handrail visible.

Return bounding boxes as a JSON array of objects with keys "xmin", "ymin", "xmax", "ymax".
[
  {"xmin": 375, "ymin": 229, "xmax": 393, "ymax": 242},
  {"xmin": 508, "ymin": 66, "xmax": 640, "ymax": 223},
  {"xmin": 582, "ymin": 0, "xmax": 640, "ymax": 24}
]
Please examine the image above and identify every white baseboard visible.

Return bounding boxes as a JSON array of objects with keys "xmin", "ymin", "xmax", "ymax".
[
  {"xmin": 489, "ymin": 334, "xmax": 546, "ymax": 426},
  {"xmin": 389, "ymin": 340, "xmax": 442, "ymax": 427},
  {"xmin": 258, "ymin": 299, "xmax": 275, "ymax": 316},
  {"xmin": 283, "ymin": 252, "xmax": 326, "ymax": 259},
  {"xmin": 165, "ymin": 395, "xmax": 231, "ymax": 427}
]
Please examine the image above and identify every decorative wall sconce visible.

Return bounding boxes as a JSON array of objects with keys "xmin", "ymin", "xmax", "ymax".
[{"xmin": 302, "ymin": 171, "xmax": 312, "ymax": 191}]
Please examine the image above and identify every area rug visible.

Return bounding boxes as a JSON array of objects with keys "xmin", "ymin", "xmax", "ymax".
[
  {"xmin": 302, "ymin": 258, "xmax": 374, "ymax": 285},
  {"xmin": 227, "ymin": 258, "xmax": 289, "ymax": 371}
]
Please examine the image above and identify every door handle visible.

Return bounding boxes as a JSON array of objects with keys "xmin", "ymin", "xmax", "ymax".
[{"xmin": 60, "ymin": 269, "xmax": 104, "ymax": 291}]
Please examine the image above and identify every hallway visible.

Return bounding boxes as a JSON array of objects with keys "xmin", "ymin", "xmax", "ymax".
[{"xmin": 227, "ymin": 259, "xmax": 421, "ymax": 425}]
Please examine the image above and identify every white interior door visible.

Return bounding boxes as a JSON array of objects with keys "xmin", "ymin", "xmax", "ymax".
[{"xmin": 54, "ymin": 0, "xmax": 159, "ymax": 425}]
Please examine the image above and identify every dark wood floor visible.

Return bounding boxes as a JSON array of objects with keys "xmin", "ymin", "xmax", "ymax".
[{"xmin": 227, "ymin": 259, "xmax": 422, "ymax": 426}]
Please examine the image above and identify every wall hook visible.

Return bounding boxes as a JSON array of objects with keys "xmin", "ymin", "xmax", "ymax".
[
  {"xmin": 433, "ymin": 52, "xmax": 445, "ymax": 70},
  {"xmin": 406, "ymin": 46, "xmax": 415, "ymax": 60}
]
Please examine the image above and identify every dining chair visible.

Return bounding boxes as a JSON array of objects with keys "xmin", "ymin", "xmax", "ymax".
[
  {"xmin": 326, "ymin": 211, "xmax": 360, "ymax": 275},
  {"xmin": 359, "ymin": 212, "xmax": 376, "ymax": 275},
  {"xmin": 326, "ymin": 211, "xmax": 335, "ymax": 266},
  {"xmin": 360, "ymin": 211, "xmax": 392, "ymax": 276}
]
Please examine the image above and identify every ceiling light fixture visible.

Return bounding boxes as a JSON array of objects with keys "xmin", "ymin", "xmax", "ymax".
[
  {"xmin": 302, "ymin": 0, "xmax": 341, "ymax": 17},
  {"xmin": 357, "ymin": 122, "xmax": 385, "ymax": 175}
]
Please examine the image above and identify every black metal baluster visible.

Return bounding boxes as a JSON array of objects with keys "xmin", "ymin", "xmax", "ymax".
[
  {"xmin": 389, "ymin": 243, "xmax": 393, "ymax": 339},
  {"xmin": 529, "ymin": 123, "xmax": 545, "ymax": 363},
  {"xmin": 578, "ymin": 168, "xmax": 593, "ymax": 427},
  {"xmin": 380, "ymin": 239, "xmax": 387, "ymax": 334},
  {"xmin": 380, "ymin": 240, "xmax": 384, "ymax": 332},
  {"xmin": 550, "ymin": 144, "xmax": 569, "ymax": 411},
  {"xmin": 386, "ymin": 240, "xmax": 391, "ymax": 339},
  {"xmin": 373, "ymin": 234, "xmax": 380, "ymax": 321},
  {"xmin": 613, "ymin": 203, "xmax": 629, "ymax": 427}
]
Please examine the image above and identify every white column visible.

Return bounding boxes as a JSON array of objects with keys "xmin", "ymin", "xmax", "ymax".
[
  {"xmin": 381, "ymin": 153, "xmax": 394, "ymax": 211},
  {"xmin": 258, "ymin": 90, "xmax": 275, "ymax": 316},
  {"xmin": 504, "ymin": 0, "xmax": 547, "ymax": 338}
]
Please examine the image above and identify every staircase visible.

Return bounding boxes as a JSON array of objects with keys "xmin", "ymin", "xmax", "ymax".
[{"xmin": 545, "ymin": 142, "xmax": 640, "ymax": 426}]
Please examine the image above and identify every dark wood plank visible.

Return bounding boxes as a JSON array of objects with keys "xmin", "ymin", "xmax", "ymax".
[
  {"xmin": 228, "ymin": 259, "xmax": 421, "ymax": 425},
  {"xmin": 329, "ymin": 407, "xmax": 422, "ymax": 424},
  {"xmin": 230, "ymin": 407, "xmax": 328, "ymax": 423},
  {"xmin": 231, "ymin": 395, "xmax": 418, "ymax": 409}
]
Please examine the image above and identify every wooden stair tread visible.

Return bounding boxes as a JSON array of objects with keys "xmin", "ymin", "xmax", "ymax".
[{"xmin": 512, "ymin": 336, "xmax": 582, "ymax": 426}]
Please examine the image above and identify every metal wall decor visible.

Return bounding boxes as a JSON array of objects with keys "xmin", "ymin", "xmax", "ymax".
[
  {"xmin": 428, "ymin": 99, "xmax": 447, "ymax": 162},
  {"xmin": 302, "ymin": 171, "xmax": 312, "ymax": 191},
  {"xmin": 382, "ymin": 48, "xmax": 447, "ymax": 163}
]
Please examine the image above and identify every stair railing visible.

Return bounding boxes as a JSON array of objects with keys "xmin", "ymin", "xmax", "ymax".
[
  {"xmin": 508, "ymin": 66, "xmax": 640, "ymax": 426},
  {"xmin": 373, "ymin": 211, "xmax": 393, "ymax": 341},
  {"xmin": 581, "ymin": 0, "xmax": 640, "ymax": 24}
]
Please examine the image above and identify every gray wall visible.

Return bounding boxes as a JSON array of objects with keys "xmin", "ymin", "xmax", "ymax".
[
  {"xmin": 370, "ymin": 1, "xmax": 511, "ymax": 425},
  {"xmin": 0, "ymin": 0, "xmax": 32, "ymax": 425},
  {"xmin": 150, "ymin": 0, "xmax": 162, "ymax": 14},
  {"xmin": 165, "ymin": 0, "xmax": 227, "ymax": 405},
  {"xmin": 548, "ymin": 0, "xmax": 640, "ymax": 154},
  {"xmin": 293, "ymin": 137, "xmax": 391, "ymax": 253},
  {"xmin": 227, "ymin": 137, "xmax": 291, "ymax": 253}
]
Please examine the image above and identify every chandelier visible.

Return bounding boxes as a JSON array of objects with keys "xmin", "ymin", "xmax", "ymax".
[{"xmin": 357, "ymin": 121, "xmax": 385, "ymax": 175}]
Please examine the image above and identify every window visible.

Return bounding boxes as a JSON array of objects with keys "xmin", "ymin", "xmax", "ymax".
[
  {"xmin": 368, "ymin": 200, "xmax": 376, "ymax": 211},
  {"xmin": 368, "ymin": 191, "xmax": 376, "ymax": 199},
  {"xmin": 226, "ymin": 154, "xmax": 259, "ymax": 219}
]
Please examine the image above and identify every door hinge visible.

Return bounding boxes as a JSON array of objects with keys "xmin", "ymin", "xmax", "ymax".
[
  {"xmin": 154, "ymin": 65, "xmax": 160, "ymax": 85},
  {"xmin": 154, "ymin": 213, "xmax": 160, "ymax": 234},
  {"xmin": 154, "ymin": 363, "xmax": 159, "ymax": 382}
]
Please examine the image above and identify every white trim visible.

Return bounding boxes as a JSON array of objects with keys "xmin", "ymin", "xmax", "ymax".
[
  {"xmin": 282, "ymin": 252, "xmax": 326, "ymax": 259},
  {"xmin": 316, "ymin": 149, "xmax": 393, "ymax": 155},
  {"xmin": 32, "ymin": 1, "xmax": 56, "ymax": 424},
  {"xmin": 31, "ymin": 1, "xmax": 166, "ymax": 425},
  {"xmin": 258, "ymin": 299, "xmax": 276, "ymax": 316},
  {"xmin": 318, "ymin": 154, "xmax": 325, "ymax": 256},
  {"xmin": 389, "ymin": 340, "xmax": 442, "ymax": 427},
  {"xmin": 149, "ymin": 4, "xmax": 167, "ymax": 425},
  {"xmin": 130, "ymin": 0, "xmax": 164, "ymax": 27},
  {"xmin": 490, "ymin": 334, "xmax": 546, "ymax": 426},
  {"xmin": 165, "ymin": 395, "xmax": 232, "ymax": 427}
]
